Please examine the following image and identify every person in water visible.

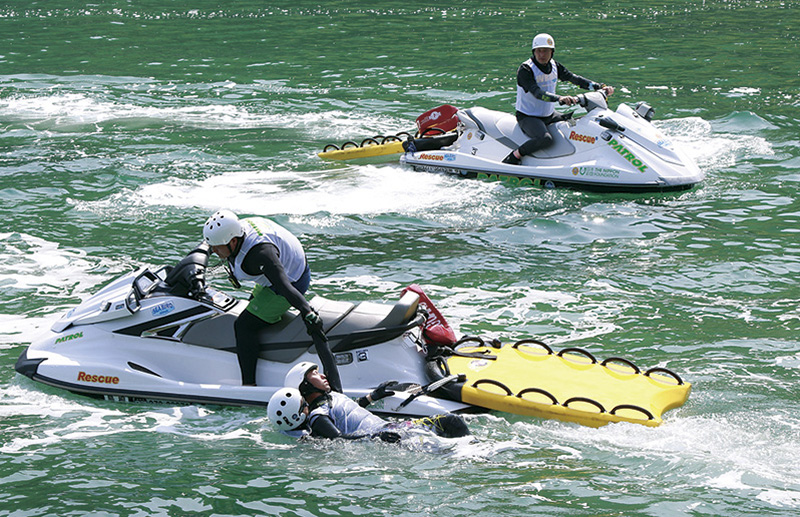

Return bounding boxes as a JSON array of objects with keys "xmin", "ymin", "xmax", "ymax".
[
  {"xmin": 268, "ymin": 361, "xmax": 470, "ymax": 442},
  {"xmin": 503, "ymin": 33, "xmax": 615, "ymax": 165},
  {"xmin": 203, "ymin": 210, "xmax": 338, "ymax": 388}
]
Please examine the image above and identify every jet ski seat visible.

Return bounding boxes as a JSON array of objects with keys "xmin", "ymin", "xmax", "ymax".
[
  {"xmin": 180, "ymin": 291, "xmax": 422, "ymax": 364},
  {"xmin": 457, "ymin": 107, "xmax": 576, "ymax": 158}
]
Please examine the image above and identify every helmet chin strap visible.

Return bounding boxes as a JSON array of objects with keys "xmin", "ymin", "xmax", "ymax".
[
  {"xmin": 299, "ymin": 379, "xmax": 327, "ymax": 398},
  {"xmin": 226, "ymin": 236, "xmax": 243, "ymax": 258}
]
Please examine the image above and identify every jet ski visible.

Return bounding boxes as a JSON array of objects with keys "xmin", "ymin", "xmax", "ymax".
[
  {"xmin": 400, "ymin": 92, "xmax": 703, "ymax": 192},
  {"xmin": 15, "ymin": 245, "xmax": 691, "ymax": 427}
]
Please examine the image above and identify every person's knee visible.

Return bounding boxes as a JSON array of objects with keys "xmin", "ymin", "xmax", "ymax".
[
  {"xmin": 520, "ymin": 132, "xmax": 553, "ymax": 156},
  {"xmin": 233, "ymin": 313, "xmax": 249, "ymax": 337}
]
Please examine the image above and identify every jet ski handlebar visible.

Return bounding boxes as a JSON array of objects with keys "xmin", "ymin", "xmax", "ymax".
[
  {"xmin": 163, "ymin": 243, "xmax": 210, "ymax": 299},
  {"xmin": 557, "ymin": 90, "xmax": 608, "ymax": 112}
]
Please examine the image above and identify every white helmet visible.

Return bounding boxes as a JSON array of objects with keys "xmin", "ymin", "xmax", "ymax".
[
  {"xmin": 268, "ymin": 388, "xmax": 307, "ymax": 431},
  {"xmin": 203, "ymin": 210, "xmax": 245, "ymax": 246},
  {"xmin": 532, "ymin": 33, "xmax": 555, "ymax": 50},
  {"xmin": 285, "ymin": 361, "xmax": 319, "ymax": 390}
]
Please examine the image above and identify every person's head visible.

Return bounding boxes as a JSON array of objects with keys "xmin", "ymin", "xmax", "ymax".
[
  {"xmin": 203, "ymin": 210, "xmax": 245, "ymax": 259},
  {"xmin": 268, "ymin": 387, "xmax": 308, "ymax": 432},
  {"xmin": 531, "ymin": 33, "xmax": 555, "ymax": 65},
  {"xmin": 285, "ymin": 361, "xmax": 330, "ymax": 398}
]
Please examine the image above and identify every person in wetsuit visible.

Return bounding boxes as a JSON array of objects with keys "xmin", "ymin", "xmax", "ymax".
[
  {"xmin": 268, "ymin": 362, "xmax": 470, "ymax": 442},
  {"xmin": 503, "ymin": 33, "xmax": 615, "ymax": 165},
  {"xmin": 202, "ymin": 210, "xmax": 338, "ymax": 388}
]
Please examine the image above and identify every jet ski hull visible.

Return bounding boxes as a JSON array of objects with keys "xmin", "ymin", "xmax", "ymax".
[{"xmin": 15, "ymin": 272, "xmax": 469, "ymax": 417}]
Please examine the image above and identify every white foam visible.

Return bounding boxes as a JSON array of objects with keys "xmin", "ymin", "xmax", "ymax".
[
  {"xmin": 756, "ymin": 489, "xmax": 800, "ymax": 508},
  {"xmin": 1, "ymin": 383, "xmax": 266, "ymax": 453},
  {"xmin": 0, "ymin": 313, "xmax": 56, "ymax": 348},
  {"xmin": 527, "ymin": 412, "xmax": 800, "ymax": 490},
  {"xmin": 78, "ymin": 164, "xmax": 484, "ymax": 220},
  {"xmin": 656, "ymin": 115, "xmax": 774, "ymax": 172},
  {"xmin": 0, "ymin": 232, "xmax": 95, "ymax": 290},
  {"xmin": 0, "ymin": 90, "xmax": 410, "ymax": 140},
  {"xmin": 0, "ymin": 233, "xmax": 123, "ymax": 344}
]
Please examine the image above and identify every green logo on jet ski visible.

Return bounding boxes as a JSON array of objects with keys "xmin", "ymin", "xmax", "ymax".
[
  {"xmin": 477, "ymin": 172, "xmax": 538, "ymax": 187},
  {"xmin": 607, "ymin": 139, "xmax": 648, "ymax": 173},
  {"xmin": 55, "ymin": 331, "xmax": 83, "ymax": 344}
]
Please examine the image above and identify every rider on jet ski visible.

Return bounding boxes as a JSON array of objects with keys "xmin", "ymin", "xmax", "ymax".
[
  {"xmin": 503, "ymin": 33, "xmax": 615, "ymax": 165},
  {"xmin": 203, "ymin": 210, "xmax": 339, "ymax": 389},
  {"xmin": 268, "ymin": 362, "xmax": 470, "ymax": 442}
]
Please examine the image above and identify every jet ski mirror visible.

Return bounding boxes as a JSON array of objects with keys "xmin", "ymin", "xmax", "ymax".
[
  {"xmin": 635, "ymin": 101, "xmax": 655, "ymax": 122},
  {"xmin": 577, "ymin": 91, "xmax": 609, "ymax": 112}
]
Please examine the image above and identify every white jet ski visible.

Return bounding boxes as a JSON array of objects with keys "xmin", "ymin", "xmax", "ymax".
[
  {"xmin": 400, "ymin": 92, "xmax": 703, "ymax": 192},
  {"xmin": 14, "ymin": 245, "xmax": 469, "ymax": 417}
]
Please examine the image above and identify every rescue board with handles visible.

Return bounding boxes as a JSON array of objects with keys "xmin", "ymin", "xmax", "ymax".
[
  {"xmin": 443, "ymin": 339, "xmax": 691, "ymax": 427},
  {"xmin": 318, "ymin": 140, "xmax": 404, "ymax": 161}
]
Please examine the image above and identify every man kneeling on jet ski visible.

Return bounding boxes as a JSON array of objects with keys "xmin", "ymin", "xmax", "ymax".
[
  {"xmin": 504, "ymin": 32, "xmax": 615, "ymax": 165},
  {"xmin": 203, "ymin": 210, "xmax": 340, "ymax": 390},
  {"xmin": 268, "ymin": 362, "xmax": 470, "ymax": 442}
]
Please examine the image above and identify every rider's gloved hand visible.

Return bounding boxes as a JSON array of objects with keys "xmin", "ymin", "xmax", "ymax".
[
  {"xmin": 558, "ymin": 95, "xmax": 578, "ymax": 106},
  {"xmin": 303, "ymin": 310, "xmax": 324, "ymax": 335},
  {"xmin": 376, "ymin": 431, "xmax": 401, "ymax": 443},
  {"xmin": 370, "ymin": 381, "xmax": 398, "ymax": 401},
  {"xmin": 358, "ymin": 380, "xmax": 399, "ymax": 407},
  {"xmin": 189, "ymin": 277, "xmax": 206, "ymax": 299}
]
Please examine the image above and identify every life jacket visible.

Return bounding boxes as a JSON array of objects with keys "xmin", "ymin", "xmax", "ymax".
[
  {"xmin": 230, "ymin": 217, "xmax": 306, "ymax": 287},
  {"xmin": 515, "ymin": 58, "xmax": 558, "ymax": 117},
  {"xmin": 309, "ymin": 392, "xmax": 388, "ymax": 437}
]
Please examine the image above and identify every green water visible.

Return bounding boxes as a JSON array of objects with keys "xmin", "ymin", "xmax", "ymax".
[{"xmin": 2, "ymin": 1, "xmax": 799, "ymax": 515}]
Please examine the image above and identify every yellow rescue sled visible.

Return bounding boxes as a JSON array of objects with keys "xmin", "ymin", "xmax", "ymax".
[
  {"xmin": 318, "ymin": 138, "xmax": 405, "ymax": 162},
  {"xmin": 441, "ymin": 339, "xmax": 691, "ymax": 428},
  {"xmin": 318, "ymin": 104, "xmax": 460, "ymax": 163}
]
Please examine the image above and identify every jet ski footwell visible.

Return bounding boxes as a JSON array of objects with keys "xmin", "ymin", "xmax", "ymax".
[{"xmin": 433, "ymin": 338, "xmax": 690, "ymax": 427}]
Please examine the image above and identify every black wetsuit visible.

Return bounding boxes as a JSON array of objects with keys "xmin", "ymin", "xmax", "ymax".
[{"xmin": 232, "ymin": 243, "xmax": 311, "ymax": 386}]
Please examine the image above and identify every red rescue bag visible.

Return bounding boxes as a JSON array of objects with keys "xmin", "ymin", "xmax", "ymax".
[
  {"xmin": 402, "ymin": 284, "xmax": 457, "ymax": 347},
  {"xmin": 415, "ymin": 104, "xmax": 459, "ymax": 137}
]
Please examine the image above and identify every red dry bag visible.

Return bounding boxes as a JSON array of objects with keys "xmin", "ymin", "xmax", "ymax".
[
  {"xmin": 415, "ymin": 105, "xmax": 459, "ymax": 137},
  {"xmin": 402, "ymin": 284, "xmax": 457, "ymax": 347}
]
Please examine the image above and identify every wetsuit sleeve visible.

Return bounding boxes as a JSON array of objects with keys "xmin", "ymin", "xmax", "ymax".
[
  {"xmin": 517, "ymin": 63, "xmax": 560, "ymax": 103},
  {"xmin": 555, "ymin": 61, "xmax": 598, "ymax": 91},
  {"xmin": 241, "ymin": 243, "xmax": 312, "ymax": 316},
  {"xmin": 308, "ymin": 414, "xmax": 343, "ymax": 439}
]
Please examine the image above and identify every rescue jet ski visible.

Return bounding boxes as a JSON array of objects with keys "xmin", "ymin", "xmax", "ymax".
[
  {"xmin": 15, "ymin": 245, "xmax": 691, "ymax": 427},
  {"xmin": 400, "ymin": 92, "xmax": 703, "ymax": 192}
]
